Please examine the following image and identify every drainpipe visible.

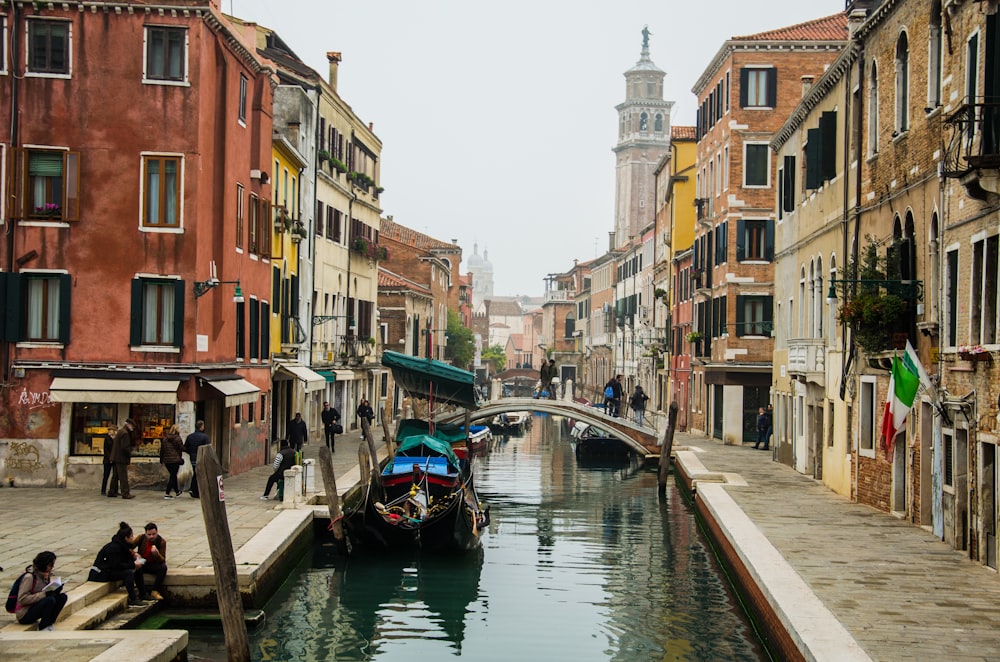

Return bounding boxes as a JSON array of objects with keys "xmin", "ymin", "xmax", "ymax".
[{"xmin": 3, "ymin": 3, "xmax": 22, "ymax": 385}]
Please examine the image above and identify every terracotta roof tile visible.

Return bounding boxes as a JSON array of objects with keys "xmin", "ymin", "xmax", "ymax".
[
  {"xmin": 377, "ymin": 267, "xmax": 431, "ymax": 295},
  {"xmin": 671, "ymin": 125, "xmax": 697, "ymax": 141},
  {"xmin": 734, "ymin": 12, "xmax": 847, "ymax": 42},
  {"xmin": 380, "ymin": 217, "xmax": 457, "ymax": 252}
]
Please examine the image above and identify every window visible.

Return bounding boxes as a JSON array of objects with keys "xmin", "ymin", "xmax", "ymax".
[
  {"xmin": 929, "ymin": 2, "xmax": 942, "ymax": 109},
  {"xmin": 142, "ymin": 155, "xmax": 181, "ymax": 228},
  {"xmin": 860, "ymin": 377, "xmax": 876, "ymax": 455},
  {"xmin": 736, "ymin": 219, "xmax": 773, "ymax": 262},
  {"xmin": 130, "ymin": 278, "xmax": 184, "ymax": 347},
  {"xmin": 895, "ymin": 32, "xmax": 910, "ymax": 133},
  {"xmin": 239, "ymin": 73, "xmax": 248, "ymax": 123},
  {"xmin": 235, "ymin": 183, "xmax": 245, "ymax": 250},
  {"xmin": 22, "ymin": 149, "xmax": 80, "ymax": 221},
  {"xmin": 654, "ymin": 114, "xmax": 663, "ymax": 132},
  {"xmin": 743, "ymin": 143, "xmax": 769, "ymax": 187},
  {"xmin": 740, "ymin": 67, "xmax": 776, "ymax": 108},
  {"xmin": 780, "ymin": 155, "xmax": 796, "ymax": 214},
  {"xmin": 28, "ymin": 20, "xmax": 69, "ymax": 75},
  {"xmin": 0, "ymin": 16, "xmax": 7, "ymax": 74},
  {"xmin": 0, "ymin": 272, "xmax": 71, "ymax": 343},
  {"xmin": 805, "ymin": 111, "xmax": 837, "ymax": 189},
  {"xmin": 971, "ymin": 235, "xmax": 999, "ymax": 345},
  {"xmin": 868, "ymin": 61, "xmax": 879, "ymax": 156},
  {"xmin": 967, "ymin": 32, "xmax": 979, "ymax": 143},
  {"xmin": 144, "ymin": 26, "xmax": 186, "ymax": 82},
  {"xmin": 735, "ymin": 295, "xmax": 772, "ymax": 336},
  {"xmin": 249, "ymin": 298, "xmax": 259, "ymax": 361},
  {"xmin": 943, "ymin": 431, "xmax": 954, "ymax": 488},
  {"xmin": 236, "ymin": 299, "xmax": 245, "ymax": 360},
  {"xmin": 945, "ymin": 249, "xmax": 958, "ymax": 346}
]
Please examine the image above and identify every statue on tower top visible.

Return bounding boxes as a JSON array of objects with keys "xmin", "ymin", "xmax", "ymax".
[{"xmin": 642, "ymin": 25, "xmax": 651, "ymax": 50}]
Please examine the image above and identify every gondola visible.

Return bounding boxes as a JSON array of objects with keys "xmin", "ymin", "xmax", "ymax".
[{"xmin": 340, "ymin": 351, "xmax": 490, "ymax": 552}]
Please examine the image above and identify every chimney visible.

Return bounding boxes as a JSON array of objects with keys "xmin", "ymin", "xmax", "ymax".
[
  {"xmin": 608, "ymin": 231, "xmax": 616, "ymax": 251},
  {"xmin": 801, "ymin": 75, "xmax": 815, "ymax": 98},
  {"xmin": 326, "ymin": 52, "xmax": 342, "ymax": 92}
]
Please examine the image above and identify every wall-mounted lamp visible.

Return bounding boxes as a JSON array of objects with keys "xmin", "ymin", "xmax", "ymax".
[{"xmin": 194, "ymin": 278, "xmax": 245, "ymax": 303}]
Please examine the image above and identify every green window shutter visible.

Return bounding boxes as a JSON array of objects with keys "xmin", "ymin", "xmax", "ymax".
[
  {"xmin": 805, "ymin": 128, "xmax": 822, "ymax": 190},
  {"xmin": 736, "ymin": 220, "xmax": 746, "ymax": 261},
  {"xmin": 28, "ymin": 151, "xmax": 62, "ymax": 176},
  {"xmin": 129, "ymin": 279, "xmax": 143, "ymax": 346},
  {"xmin": 783, "ymin": 156, "xmax": 796, "ymax": 211},
  {"xmin": 763, "ymin": 296, "xmax": 774, "ymax": 330},
  {"xmin": 739, "ymin": 68, "xmax": 750, "ymax": 107},
  {"xmin": 58, "ymin": 274, "xmax": 72, "ymax": 344},
  {"xmin": 173, "ymin": 280, "xmax": 185, "ymax": 348},
  {"xmin": 720, "ymin": 295, "xmax": 727, "ymax": 335},
  {"xmin": 735, "ymin": 295, "xmax": 746, "ymax": 337},
  {"xmin": 765, "ymin": 220, "xmax": 775, "ymax": 262},
  {"xmin": 820, "ymin": 111, "xmax": 837, "ymax": 181},
  {"xmin": 290, "ymin": 274, "xmax": 299, "ymax": 317},
  {"xmin": 766, "ymin": 67, "xmax": 778, "ymax": 107},
  {"xmin": 3, "ymin": 273, "xmax": 23, "ymax": 342},
  {"xmin": 250, "ymin": 298, "xmax": 260, "ymax": 361},
  {"xmin": 260, "ymin": 301, "xmax": 270, "ymax": 360},
  {"xmin": 272, "ymin": 266, "xmax": 281, "ymax": 314}
]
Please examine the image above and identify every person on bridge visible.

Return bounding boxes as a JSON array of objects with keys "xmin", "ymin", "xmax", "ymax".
[
  {"xmin": 539, "ymin": 359, "xmax": 555, "ymax": 398},
  {"xmin": 604, "ymin": 376, "xmax": 623, "ymax": 417},
  {"xmin": 630, "ymin": 386, "xmax": 649, "ymax": 425}
]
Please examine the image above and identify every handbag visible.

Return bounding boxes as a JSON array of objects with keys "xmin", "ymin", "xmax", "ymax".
[{"xmin": 331, "ymin": 423, "xmax": 344, "ymax": 434}]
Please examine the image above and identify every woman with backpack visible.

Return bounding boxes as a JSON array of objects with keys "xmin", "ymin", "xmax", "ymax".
[
  {"xmin": 88, "ymin": 521, "xmax": 147, "ymax": 607},
  {"xmin": 13, "ymin": 551, "xmax": 67, "ymax": 631}
]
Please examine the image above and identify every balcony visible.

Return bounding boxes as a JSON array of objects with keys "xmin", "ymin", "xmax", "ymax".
[
  {"xmin": 943, "ymin": 101, "xmax": 1000, "ymax": 200},
  {"xmin": 544, "ymin": 289, "xmax": 575, "ymax": 303},
  {"xmin": 336, "ymin": 335, "xmax": 375, "ymax": 364},
  {"xmin": 787, "ymin": 338, "xmax": 826, "ymax": 385},
  {"xmin": 695, "ymin": 198, "xmax": 712, "ymax": 226}
]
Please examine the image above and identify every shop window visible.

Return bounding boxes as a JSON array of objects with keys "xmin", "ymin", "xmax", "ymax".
[
  {"xmin": 28, "ymin": 20, "xmax": 69, "ymax": 75},
  {"xmin": 144, "ymin": 26, "xmax": 187, "ymax": 83},
  {"xmin": 130, "ymin": 404, "xmax": 176, "ymax": 458},
  {"xmin": 70, "ymin": 403, "xmax": 117, "ymax": 456},
  {"xmin": 130, "ymin": 278, "xmax": 184, "ymax": 348}
]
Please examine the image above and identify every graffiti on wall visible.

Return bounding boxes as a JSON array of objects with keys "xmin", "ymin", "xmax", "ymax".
[
  {"xmin": 0, "ymin": 387, "xmax": 60, "ymax": 438},
  {"xmin": 3, "ymin": 441, "xmax": 45, "ymax": 473}
]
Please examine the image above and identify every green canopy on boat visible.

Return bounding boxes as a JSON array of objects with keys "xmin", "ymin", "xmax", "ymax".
[
  {"xmin": 395, "ymin": 434, "xmax": 460, "ymax": 468},
  {"xmin": 396, "ymin": 419, "xmax": 467, "ymax": 444},
  {"xmin": 381, "ymin": 350, "xmax": 480, "ymax": 410}
]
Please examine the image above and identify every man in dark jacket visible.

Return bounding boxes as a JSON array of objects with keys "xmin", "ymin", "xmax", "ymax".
[
  {"xmin": 287, "ymin": 412, "xmax": 308, "ymax": 451},
  {"xmin": 183, "ymin": 420, "xmax": 210, "ymax": 498},
  {"xmin": 321, "ymin": 401, "xmax": 341, "ymax": 452},
  {"xmin": 754, "ymin": 407, "xmax": 769, "ymax": 449},
  {"xmin": 108, "ymin": 418, "xmax": 137, "ymax": 499},
  {"xmin": 261, "ymin": 440, "xmax": 297, "ymax": 500}
]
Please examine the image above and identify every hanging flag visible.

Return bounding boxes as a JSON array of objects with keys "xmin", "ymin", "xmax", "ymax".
[{"xmin": 881, "ymin": 355, "xmax": 920, "ymax": 461}]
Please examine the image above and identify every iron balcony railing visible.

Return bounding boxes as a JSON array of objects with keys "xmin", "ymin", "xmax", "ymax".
[{"xmin": 943, "ymin": 100, "xmax": 1000, "ymax": 178}]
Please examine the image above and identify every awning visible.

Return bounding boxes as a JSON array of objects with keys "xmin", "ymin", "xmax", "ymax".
[
  {"xmin": 205, "ymin": 378, "xmax": 260, "ymax": 407},
  {"xmin": 334, "ymin": 370, "xmax": 355, "ymax": 381},
  {"xmin": 317, "ymin": 370, "xmax": 336, "ymax": 383},
  {"xmin": 49, "ymin": 377, "xmax": 180, "ymax": 404},
  {"xmin": 276, "ymin": 363, "xmax": 326, "ymax": 392}
]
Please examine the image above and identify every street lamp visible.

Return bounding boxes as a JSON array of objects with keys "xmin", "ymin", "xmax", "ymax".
[{"xmin": 194, "ymin": 278, "xmax": 244, "ymax": 303}]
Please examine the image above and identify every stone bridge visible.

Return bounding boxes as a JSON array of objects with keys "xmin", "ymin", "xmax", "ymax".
[{"xmin": 436, "ymin": 397, "xmax": 662, "ymax": 458}]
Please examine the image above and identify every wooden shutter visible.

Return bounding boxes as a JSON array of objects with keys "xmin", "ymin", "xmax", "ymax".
[
  {"xmin": 272, "ymin": 266, "xmax": 281, "ymax": 314},
  {"xmin": 739, "ymin": 68, "xmax": 750, "ymax": 107},
  {"xmin": 736, "ymin": 220, "xmax": 746, "ymax": 261},
  {"xmin": 290, "ymin": 273, "xmax": 299, "ymax": 317},
  {"xmin": 249, "ymin": 298, "xmax": 259, "ymax": 360},
  {"xmin": 735, "ymin": 295, "xmax": 746, "ymax": 337},
  {"xmin": 805, "ymin": 128, "xmax": 822, "ymax": 190},
  {"xmin": 63, "ymin": 152, "xmax": 80, "ymax": 221},
  {"xmin": 766, "ymin": 67, "xmax": 778, "ymax": 107},
  {"xmin": 129, "ymin": 279, "xmax": 143, "ymax": 346},
  {"xmin": 3, "ymin": 273, "xmax": 23, "ymax": 342},
  {"xmin": 235, "ymin": 300, "xmax": 246, "ymax": 360},
  {"xmin": 9, "ymin": 149, "xmax": 25, "ymax": 219},
  {"xmin": 260, "ymin": 301, "xmax": 270, "ymax": 360},
  {"xmin": 763, "ymin": 296, "xmax": 774, "ymax": 334},
  {"xmin": 765, "ymin": 221, "xmax": 775, "ymax": 261},
  {"xmin": 58, "ymin": 274, "xmax": 72, "ymax": 344},
  {"xmin": 820, "ymin": 111, "xmax": 837, "ymax": 181},
  {"xmin": 782, "ymin": 155, "xmax": 796, "ymax": 212},
  {"xmin": 172, "ymin": 279, "xmax": 185, "ymax": 348}
]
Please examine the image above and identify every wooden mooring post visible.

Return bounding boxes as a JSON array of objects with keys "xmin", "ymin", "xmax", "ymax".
[
  {"xmin": 380, "ymin": 402, "xmax": 395, "ymax": 459},
  {"xmin": 318, "ymin": 446, "xmax": 344, "ymax": 545},
  {"xmin": 196, "ymin": 444, "xmax": 251, "ymax": 662},
  {"xmin": 658, "ymin": 401, "xmax": 679, "ymax": 496}
]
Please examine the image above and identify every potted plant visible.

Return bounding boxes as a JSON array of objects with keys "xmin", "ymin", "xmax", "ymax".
[
  {"xmin": 317, "ymin": 149, "xmax": 331, "ymax": 163},
  {"xmin": 685, "ymin": 331, "xmax": 702, "ymax": 343},
  {"xmin": 330, "ymin": 157, "xmax": 348, "ymax": 174}
]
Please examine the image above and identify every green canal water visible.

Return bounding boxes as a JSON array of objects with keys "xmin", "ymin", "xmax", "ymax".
[{"xmin": 185, "ymin": 413, "xmax": 766, "ymax": 661}]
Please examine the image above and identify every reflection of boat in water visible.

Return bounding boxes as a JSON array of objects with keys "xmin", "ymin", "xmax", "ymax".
[
  {"xmin": 335, "ymin": 548, "xmax": 485, "ymax": 652},
  {"xmin": 571, "ymin": 422, "xmax": 631, "ymax": 463},
  {"xmin": 489, "ymin": 411, "xmax": 531, "ymax": 434},
  {"xmin": 341, "ymin": 351, "xmax": 489, "ymax": 552}
]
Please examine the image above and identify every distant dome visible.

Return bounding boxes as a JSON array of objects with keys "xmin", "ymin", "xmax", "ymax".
[{"xmin": 466, "ymin": 243, "xmax": 493, "ymax": 272}]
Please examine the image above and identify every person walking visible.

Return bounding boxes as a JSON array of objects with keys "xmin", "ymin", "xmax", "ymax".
[
  {"xmin": 356, "ymin": 399, "xmax": 375, "ymax": 437},
  {"xmin": 609, "ymin": 375, "xmax": 624, "ymax": 417},
  {"xmin": 540, "ymin": 359, "xmax": 557, "ymax": 399},
  {"xmin": 135, "ymin": 522, "xmax": 168, "ymax": 601},
  {"xmin": 261, "ymin": 440, "xmax": 297, "ymax": 500},
  {"xmin": 108, "ymin": 418, "xmax": 137, "ymax": 499},
  {"xmin": 88, "ymin": 522, "xmax": 147, "ymax": 607},
  {"xmin": 183, "ymin": 420, "xmax": 210, "ymax": 498},
  {"xmin": 754, "ymin": 407, "xmax": 769, "ymax": 449},
  {"xmin": 321, "ymin": 401, "xmax": 341, "ymax": 452},
  {"xmin": 100, "ymin": 424, "xmax": 116, "ymax": 496},
  {"xmin": 630, "ymin": 386, "xmax": 649, "ymax": 426},
  {"xmin": 160, "ymin": 424, "xmax": 184, "ymax": 499},
  {"xmin": 764, "ymin": 404, "xmax": 773, "ymax": 451},
  {"xmin": 14, "ymin": 551, "xmax": 68, "ymax": 631},
  {"xmin": 287, "ymin": 412, "xmax": 308, "ymax": 452}
]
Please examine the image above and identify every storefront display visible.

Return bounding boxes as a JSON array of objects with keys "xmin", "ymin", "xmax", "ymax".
[
  {"xmin": 130, "ymin": 403, "xmax": 176, "ymax": 458},
  {"xmin": 70, "ymin": 403, "xmax": 117, "ymax": 456}
]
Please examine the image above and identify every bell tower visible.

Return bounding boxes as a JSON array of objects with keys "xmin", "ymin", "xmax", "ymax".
[{"xmin": 612, "ymin": 27, "xmax": 673, "ymax": 249}]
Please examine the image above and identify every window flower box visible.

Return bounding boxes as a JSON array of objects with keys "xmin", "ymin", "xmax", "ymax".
[{"xmin": 958, "ymin": 345, "xmax": 991, "ymax": 362}]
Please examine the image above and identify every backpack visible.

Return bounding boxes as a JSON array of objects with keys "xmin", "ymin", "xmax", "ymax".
[
  {"xmin": 604, "ymin": 385, "xmax": 615, "ymax": 399},
  {"xmin": 5, "ymin": 568, "xmax": 32, "ymax": 613}
]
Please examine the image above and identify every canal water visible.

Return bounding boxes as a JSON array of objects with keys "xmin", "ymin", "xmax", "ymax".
[{"xmin": 185, "ymin": 413, "xmax": 766, "ymax": 661}]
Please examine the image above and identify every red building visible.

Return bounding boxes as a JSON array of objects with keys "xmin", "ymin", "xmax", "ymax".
[{"xmin": 0, "ymin": 0, "xmax": 274, "ymax": 485}]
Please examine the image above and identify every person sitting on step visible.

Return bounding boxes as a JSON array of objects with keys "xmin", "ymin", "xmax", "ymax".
[
  {"xmin": 261, "ymin": 439, "xmax": 297, "ymax": 500},
  {"xmin": 135, "ymin": 522, "xmax": 168, "ymax": 601},
  {"xmin": 14, "ymin": 551, "xmax": 68, "ymax": 631}
]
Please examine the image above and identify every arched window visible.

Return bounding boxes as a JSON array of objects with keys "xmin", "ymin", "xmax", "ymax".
[
  {"xmin": 654, "ymin": 114, "xmax": 663, "ymax": 132},
  {"xmin": 869, "ymin": 61, "xmax": 879, "ymax": 155},
  {"xmin": 815, "ymin": 256, "xmax": 824, "ymax": 338},
  {"xmin": 895, "ymin": 32, "xmax": 910, "ymax": 133},
  {"xmin": 829, "ymin": 255, "xmax": 838, "ymax": 344},
  {"xmin": 809, "ymin": 260, "xmax": 816, "ymax": 338},
  {"xmin": 929, "ymin": 1, "xmax": 942, "ymax": 109},
  {"xmin": 798, "ymin": 268, "xmax": 806, "ymax": 338},
  {"xmin": 639, "ymin": 112, "xmax": 649, "ymax": 131}
]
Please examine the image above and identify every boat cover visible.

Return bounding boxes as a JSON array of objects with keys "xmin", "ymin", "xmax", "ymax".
[
  {"xmin": 395, "ymin": 434, "xmax": 461, "ymax": 468},
  {"xmin": 381, "ymin": 350, "xmax": 480, "ymax": 410}
]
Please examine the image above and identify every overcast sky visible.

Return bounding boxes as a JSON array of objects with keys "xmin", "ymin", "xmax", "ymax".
[{"xmin": 230, "ymin": 0, "xmax": 844, "ymax": 296}]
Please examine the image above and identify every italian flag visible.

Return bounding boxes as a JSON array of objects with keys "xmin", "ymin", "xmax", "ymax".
[{"xmin": 880, "ymin": 355, "xmax": 920, "ymax": 461}]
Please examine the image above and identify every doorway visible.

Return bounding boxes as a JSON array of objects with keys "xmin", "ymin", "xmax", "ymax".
[
  {"xmin": 712, "ymin": 385, "xmax": 723, "ymax": 440},
  {"xmin": 982, "ymin": 442, "xmax": 997, "ymax": 569},
  {"xmin": 891, "ymin": 434, "xmax": 906, "ymax": 514}
]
